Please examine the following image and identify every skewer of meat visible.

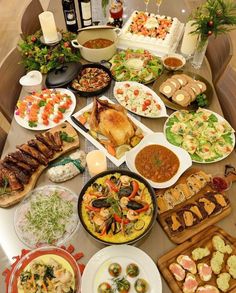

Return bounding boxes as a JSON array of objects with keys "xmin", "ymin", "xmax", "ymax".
[
  {"xmin": 28, "ymin": 139, "xmax": 54, "ymax": 158},
  {"xmin": 0, "ymin": 162, "xmax": 23, "ymax": 191},
  {"xmin": 9, "ymin": 151, "xmax": 39, "ymax": 169},
  {"xmin": 2, "ymin": 162, "xmax": 30, "ymax": 185},
  {"xmin": 17, "ymin": 144, "xmax": 49, "ymax": 165},
  {"xmin": 4, "ymin": 156, "xmax": 33, "ymax": 174}
]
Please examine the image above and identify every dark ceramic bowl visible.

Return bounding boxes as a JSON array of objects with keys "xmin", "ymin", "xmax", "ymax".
[
  {"xmin": 78, "ymin": 169, "xmax": 157, "ymax": 245},
  {"xmin": 68, "ymin": 63, "xmax": 112, "ymax": 97}
]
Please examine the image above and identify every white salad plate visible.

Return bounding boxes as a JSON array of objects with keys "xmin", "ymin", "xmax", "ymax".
[
  {"xmin": 113, "ymin": 81, "xmax": 168, "ymax": 118},
  {"xmin": 81, "ymin": 245, "xmax": 162, "ymax": 293},
  {"xmin": 125, "ymin": 132, "xmax": 192, "ymax": 189},
  {"xmin": 67, "ymin": 96, "xmax": 153, "ymax": 167},
  {"xmin": 14, "ymin": 88, "xmax": 76, "ymax": 130},
  {"xmin": 14, "ymin": 185, "xmax": 79, "ymax": 248},
  {"xmin": 164, "ymin": 109, "xmax": 235, "ymax": 163}
]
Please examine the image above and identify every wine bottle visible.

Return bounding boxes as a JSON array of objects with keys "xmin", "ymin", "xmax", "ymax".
[
  {"xmin": 78, "ymin": 0, "xmax": 92, "ymax": 27},
  {"xmin": 62, "ymin": 0, "xmax": 78, "ymax": 32}
]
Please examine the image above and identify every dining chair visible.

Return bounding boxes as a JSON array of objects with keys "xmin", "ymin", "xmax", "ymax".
[
  {"xmin": 0, "ymin": 126, "xmax": 7, "ymax": 156},
  {"xmin": 215, "ymin": 65, "xmax": 236, "ymax": 132},
  {"xmin": 206, "ymin": 33, "xmax": 233, "ymax": 84},
  {"xmin": 20, "ymin": 0, "xmax": 44, "ymax": 38},
  {"xmin": 0, "ymin": 47, "xmax": 25, "ymax": 123}
]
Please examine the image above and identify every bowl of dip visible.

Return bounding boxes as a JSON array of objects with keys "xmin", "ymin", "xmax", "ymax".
[{"xmin": 162, "ymin": 53, "xmax": 186, "ymax": 71}]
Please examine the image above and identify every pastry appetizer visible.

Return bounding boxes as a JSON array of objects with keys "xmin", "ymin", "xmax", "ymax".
[
  {"xmin": 178, "ymin": 209, "xmax": 199, "ymax": 227},
  {"xmin": 210, "ymin": 251, "xmax": 224, "ymax": 275},
  {"xmin": 183, "ymin": 273, "xmax": 198, "ymax": 293},
  {"xmin": 212, "ymin": 235, "xmax": 233, "ymax": 254},
  {"xmin": 197, "ymin": 263, "xmax": 212, "ymax": 281},
  {"xmin": 169, "ymin": 263, "xmax": 186, "ymax": 281},
  {"xmin": 227, "ymin": 255, "xmax": 236, "ymax": 279},
  {"xmin": 216, "ymin": 272, "xmax": 231, "ymax": 292},
  {"xmin": 165, "ymin": 213, "xmax": 184, "ymax": 232},
  {"xmin": 177, "ymin": 255, "xmax": 197, "ymax": 274},
  {"xmin": 192, "ymin": 247, "xmax": 210, "ymax": 261},
  {"xmin": 196, "ymin": 285, "xmax": 219, "ymax": 293}
]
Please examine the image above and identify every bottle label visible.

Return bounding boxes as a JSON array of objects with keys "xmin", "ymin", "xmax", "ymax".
[
  {"xmin": 64, "ymin": 9, "xmax": 76, "ymax": 25},
  {"xmin": 81, "ymin": 2, "xmax": 92, "ymax": 20}
]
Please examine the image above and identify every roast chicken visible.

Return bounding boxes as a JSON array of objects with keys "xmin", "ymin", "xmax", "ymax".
[{"xmin": 89, "ymin": 98, "xmax": 137, "ymax": 146}]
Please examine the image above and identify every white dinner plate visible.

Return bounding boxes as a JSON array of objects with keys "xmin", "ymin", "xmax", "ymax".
[
  {"xmin": 125, "ymin": 132, "xmax": 192, "ymax": 189},
  {"xmin": 67, "ymin": 96, "xmax": 153, "ymax": 167},
  {"xmin": 14, "ymin": 88, "xmax": 76, "ymax": 130},
  {"xmin": 81, "ymin": 245, "xmax": 162, "ymax": 293},
  {"xmin": 113, "ymin": 81, "xmax": 168, "ymax": 118},
  {"xmin": 164, "ymin": 109, "xmax": 235, "ymax": 163}
]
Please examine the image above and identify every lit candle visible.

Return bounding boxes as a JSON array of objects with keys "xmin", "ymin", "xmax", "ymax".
[
  {"xmin": 39, "ymin": 11, "xmax": 58, "ymax": 43},
  {"xmin": 180, "ymin": 20, "xmax": 199, "ymax": 57},
  {"xmin": 86, "ymin": 150, "xmax": 107, "ymax": 177}
]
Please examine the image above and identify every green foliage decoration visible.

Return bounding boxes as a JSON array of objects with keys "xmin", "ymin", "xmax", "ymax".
[
  {"xmin": 18, "ymin": 30, "xmax": 80, "ymax": 74},
  {"xmin": 189, "ymin": 0, "xmax": 236, "ymax": 49}
]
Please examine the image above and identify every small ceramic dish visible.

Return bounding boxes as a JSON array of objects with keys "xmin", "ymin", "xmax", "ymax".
[
  {"xmin": 162, "ymin": 53, "xmax": 186, "ymax": 71},
  {"xmin": 19, "ymin": 70, "xmax": 43, "ymax": 93},
  {"xmin": 125, "ymin": 132, "xmax": 192, "ymax": 189}
]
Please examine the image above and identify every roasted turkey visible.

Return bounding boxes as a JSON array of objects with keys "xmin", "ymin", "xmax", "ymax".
[{"xmin": 89, "ymin": 98, "xmax": 137, "ymax": 146}]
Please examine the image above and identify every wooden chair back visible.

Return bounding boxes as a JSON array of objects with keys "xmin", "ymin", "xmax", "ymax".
[
  {"xmin": 215, "ymin": 65, "xmax": 236, "ymax": 132},
  {"xmin": 0, "ymin": 126, "xmax": 7, "ymax": 156},
  {"xmin": 0, "ymin": 47, "xmax": 25, "ymax": 123},
  {"xmin": 206, "ymin": 34, "xmax": 233, "ymax": 84},
  {"xmin": 20, "ymin": 0, "xmax": 44, "ymax": 38}
]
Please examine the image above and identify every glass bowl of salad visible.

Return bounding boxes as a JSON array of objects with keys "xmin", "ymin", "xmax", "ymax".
[{"xmin": 14, "ymin": 185, "xmax": 79, "ymax": 248}]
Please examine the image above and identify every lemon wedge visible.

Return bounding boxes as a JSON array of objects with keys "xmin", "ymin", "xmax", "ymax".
[{"xmin": 116, "ymin": 144, "xmax": 131, "ymax": 159}]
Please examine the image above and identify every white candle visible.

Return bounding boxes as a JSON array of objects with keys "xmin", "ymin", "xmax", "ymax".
[
  {"xmin": 39, "ymin": 11, "xmax": 58, "ymax": 43},
  {"xmin": 180, "ymin": 20, "xmax": 199, "ymax": 57},
  {"xmin": 86, "ymin": 150, "xmax": 107, "ymax": 177}
]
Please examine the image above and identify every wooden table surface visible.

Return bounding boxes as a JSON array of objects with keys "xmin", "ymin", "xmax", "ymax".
[{"xmin": 1, "ymin": 2, "xmax": 236, "ymax": 293}]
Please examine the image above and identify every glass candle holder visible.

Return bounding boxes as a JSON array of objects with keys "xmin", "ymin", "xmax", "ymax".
[{"xmin": 86, "ymin": 150, "xmax": 107, "ymax": 177}]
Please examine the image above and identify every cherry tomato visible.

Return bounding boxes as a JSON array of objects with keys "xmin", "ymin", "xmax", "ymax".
[
  {"xmin": 134, "ymin": 89, "xmax": 139, "ymax": 96},
  {"xmin": 144, "ymin": 99, "xmax": 151, "ymax": 106}
]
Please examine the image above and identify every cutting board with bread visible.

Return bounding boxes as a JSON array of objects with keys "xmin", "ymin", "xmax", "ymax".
[
  {"xmin": 0, "ymin": 122, "xmax": 80, "ymax": 207},
  {"xmin": 156, "ymin": 168, "xmax": 232, "ymax": 244},
  {"xmin": 158, "ymin": 226, "xmax": 236, "ymax": 293}
]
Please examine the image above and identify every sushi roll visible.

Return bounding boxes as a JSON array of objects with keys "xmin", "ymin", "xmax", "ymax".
[
  {"xmin": 169, "ymin": 262, "xmax": 186, "ymax": 281},
  {"xmin": 177, "ymin": 255, "xmax": 197, "ymax": 274},
  {"xmin": 197, "ymin": 263, "xmax": 212, "ymax": 281},
  {"xmin": 196, "ymin": 285, "xmax": 219, "ymax": 293},
  {"xmin": 183, "ymin": 273, "xmax": 198, "ymax": 293},
  {"xmin": 172, "ymin": 89, "xmax": 191, "ymax": 107},
  {"xmin": 159, "ymin": 81, "xmax": 176, "ymax": 98}
]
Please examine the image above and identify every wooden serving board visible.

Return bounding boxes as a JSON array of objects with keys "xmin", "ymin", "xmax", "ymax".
[
  {"xmin": 156, "ymin": 168, "xmax": 232, "ymax": 244},
  {"xmin": 157, "ymin": 226, "xmax": 236, "ymax": 293},
  {"xmin": 0, "ymin": 122, "xmax": 80, "ymax": 208}
]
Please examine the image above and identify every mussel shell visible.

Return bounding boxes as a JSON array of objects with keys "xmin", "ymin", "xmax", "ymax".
[
  {"xmin": 118, "ymin": 186, "xmax": 133, "ymax": 197},
  {"xmin": 127, "ymin": 200, "xmax": 144, "ymax": 210},
  {"xmin": 92, "ymin": 198, "xmax": 111, "ymax": 208}
]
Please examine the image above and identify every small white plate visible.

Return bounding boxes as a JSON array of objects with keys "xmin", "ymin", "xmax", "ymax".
[
  {"xmin": 125, "ymin": 132, "xmax": 192, "ymax": 188},
  {"xmin": 67, "ymin": 96, "xmax": 153, "ymax": 167},
  {"xmin": 113, "ymin": 81, "xmax": 168, "ymax": 118},
  {"xmin": 14, "ymin": 88, "xmax": 76, "ymax": 130},
  {"xmin": 81, "ymin": 245, "xmax": 162, "ymax": 293}
]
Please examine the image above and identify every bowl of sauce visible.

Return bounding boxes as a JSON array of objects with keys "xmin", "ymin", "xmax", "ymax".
[
  {"xmin": 162, "ymin": 53, "xmax": 186, "ymax": 71},
  {"xmin": 210, "ymin": 175, "xmax": 232, "ymax": 192}
]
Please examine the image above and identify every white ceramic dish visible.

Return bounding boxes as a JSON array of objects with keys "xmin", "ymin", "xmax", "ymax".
[
  {"xmin": 162, "ymin": 53, "xmax": 186, "ymax": 71},
  {"xmin": 113, "ymin": 81, "xmax": 168, "ymax": 118},
  {"xmin": 14, "ymin": 185, "xmax": 79, "ymax": 248},
  {"xmin": 164, "ymin": 109, "xmax": 235, "ymax": 163},
  {"xmin": 81, "ymin": 245, "xmax": 162, "ymax": 293},
  {"xmin": 14, "ymin": 88, "xmax": 76, "ymax": 130},
  {"xmin": 67, "ymin": 96, "xmax": 153, "ymax": 167},
  {"xmin": 125, "ymin": 132, "xmax": 192, "ymax": 188},
  {"xmin": 19, "ymin": 70, "xmax": 43, "ymax": 93}
]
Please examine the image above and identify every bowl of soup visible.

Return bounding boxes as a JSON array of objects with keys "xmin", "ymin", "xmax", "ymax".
[
  {"xmin": 125, "ymin": 133, "xmax": 192, "ymax": 188},
  {"xmin": 71, "ymin": 25, "xmax": 119, "ymax": 62},
  {"xmin": 162, "ymin": 53, "xmax": 186, "ymax": 71}
]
